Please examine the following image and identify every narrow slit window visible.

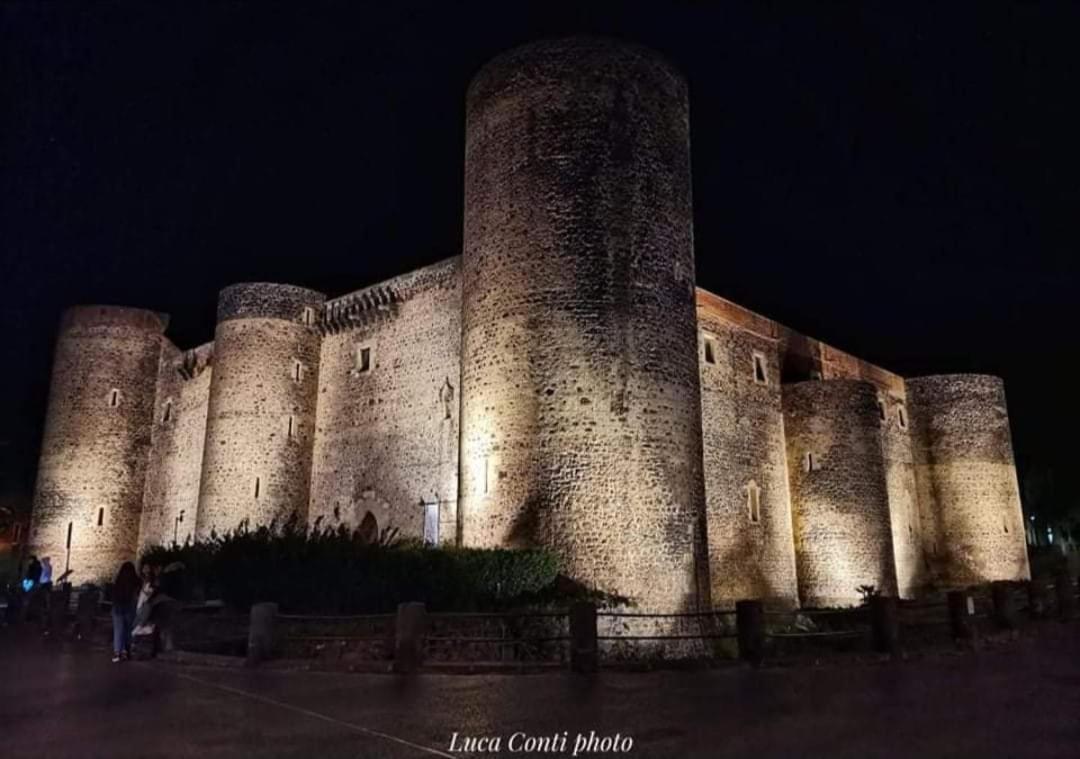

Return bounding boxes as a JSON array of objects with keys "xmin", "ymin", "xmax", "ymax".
[
  {"xmin": 703, "ymin": 336, "xmax": 716, "ymax": 366},
  {"xmin": 287, "ymin": 415, "xmax": 294, "ymax": 438},
  {"xmin": 752, "ymin": 353, "xmax": 768, "ymax": 385},
  {"xmin": 293, "ymin": 361, "xmax": 303, "ymax": 383},
  {"xmin": 301, "ymin": 307, "xmax": 315, "ymax": 326},
  {"xmin": 97, "ymin": 508, "xmax": 104, "ymax": 527},
  {"xmin": 1003, "ymin": 517, "xmax": 1010, "ymax": 535},
  {"xmin": 877, "ymin": 398, "xmax": 887, "ymax": 422},
  {"xmin": 355, "ymin": 345, "xmax": 372, "ymax": 373},
  {"xmin": 747, "ymin": 483, "xmax": 762, "ymax": 524},
  {"xmin": 897, "ymin": 406, "xmax": 908, "ymax": 429},
  {"xmin": 483, "ymin": 456, "xmax": 490, "ymax": 495},
  {"xmin": 109, "ymin": 389, "xmax": 120, "ymax": 407},
  {"xmin": 804, "ymin": 452, "xmax": 817, "ymax": 472},
  {"xmin": 254, "ymin": 477, "xmax": 261, "ymax": 499},
  {"xmin": 162, "ymin": 401, "xmax": 173, "ymax": 423}
]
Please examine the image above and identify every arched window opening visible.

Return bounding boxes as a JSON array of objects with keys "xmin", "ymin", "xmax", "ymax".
[{"xmin": 358, "ymin": 511, "xmax": 379, "ymax": 545}]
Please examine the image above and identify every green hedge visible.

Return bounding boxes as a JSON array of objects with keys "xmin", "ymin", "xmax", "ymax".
[{"xmin": 139, "ymin": 518, "xmax": 619, "ymax": 613}]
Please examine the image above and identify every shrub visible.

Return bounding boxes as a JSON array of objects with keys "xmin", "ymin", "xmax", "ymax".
[{"xmin": 137, "ymin": 516, "xmax": 613, "ymax": 613}]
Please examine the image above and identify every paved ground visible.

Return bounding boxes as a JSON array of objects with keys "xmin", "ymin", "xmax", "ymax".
[{"xmin": 1, "ymin": 623, "xmax": 1078, "ymax": 758}]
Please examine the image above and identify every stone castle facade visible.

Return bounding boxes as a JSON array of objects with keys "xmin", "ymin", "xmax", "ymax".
[{"xmin": 28, "ymin": 38, "xmax": 1030, "ymax": 609}]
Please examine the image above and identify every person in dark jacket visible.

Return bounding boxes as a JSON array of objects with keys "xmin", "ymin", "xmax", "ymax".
[{"xmin": 110, "ymin": 562, "xmax": 140, "ymax": 662}]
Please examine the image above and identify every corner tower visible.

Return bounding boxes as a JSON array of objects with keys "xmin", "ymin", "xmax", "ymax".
[
  {"xmin": 29, "ymin": 306, "xmax": 166, "ymax": 581},
  {"xmin": 907, "ymin": 374, "xmax": 1030, "ymax": 586},
  {"xmin": 460, "ymin": 38, "xmax": 707, "ymax": 610},
  {"xmin": 195, "ymin": 283, "xmax": 324, "ymax": 538}
]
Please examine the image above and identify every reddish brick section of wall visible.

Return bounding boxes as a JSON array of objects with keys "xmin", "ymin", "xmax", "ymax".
[
  {"xmin": 195, "ymin": 284, "xmax": 325, "ymax": 539},
  {"xmin": 460, "ymin": 38, "xmax": 707, "ymax": 611},
  {"xmin": 782, "ymin": 380, "xmax": 899, "ymax": 607},
  {"xmin": 139, "ymin": 341, "xmax": 212, "ymax": 550},
  {"xmin": 29, "ymin": 306, "xmax": 166, "ymax": 582},
  {"xmin": 308, "ymin": 259, "xmax": 461, "ymax": 543},
  {"xmin": 697, "ymin": 309, "xmax": 799, "ymax": 609},
  {"xmin": 908, "ymin": 374, "xmax": 1030, "ymax": 587}
]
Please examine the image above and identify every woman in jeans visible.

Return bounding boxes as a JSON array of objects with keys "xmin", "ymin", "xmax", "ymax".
[{"xmin": 110, "ymin": 562, "xmax": 140, "ymax": 662}]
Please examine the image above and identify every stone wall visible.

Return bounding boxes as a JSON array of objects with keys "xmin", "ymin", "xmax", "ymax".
[
  {"xmin": 697, "ymin": 301, "xmax": 799, "ymax": 608},
  {"xmin": 782, "ymin": 380, "xmax": 899, "ymax": 606},
  {"xmin": 878, "ymin": 388, "xmax": 925, "ymax": 598},
  {"xmin": 908, "ymin": 374, "xmax": 1030, "ymax": 587},
  {"xmin": 195, "ymin": 284, "xmax": 325, "ymax": 539},
  {"xmin": 460, "ymin": 38, "xmax": 707, "ymax": 611},
  {"xmin": 28, "ymin": 306, "xmax": 166, "ymax": 581},
  {"xmin": 308, "ymin": 259, "xmax": 461, "ymax": 542},
  {"xmin": 139, "ymin": 341, "xmax": 212, "ymax": 550}
]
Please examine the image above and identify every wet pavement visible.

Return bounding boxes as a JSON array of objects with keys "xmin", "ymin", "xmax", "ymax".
[{"xmin": 2, "ymin": 623, "xmax": 1078, "ymax": 758}]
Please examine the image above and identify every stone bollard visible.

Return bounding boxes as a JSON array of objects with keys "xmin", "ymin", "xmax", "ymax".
[
  {"xmin": 75, "ymin": 588, "xmax": 99, "ymax": 640},
  {"xmin": 947, "ymin": 590, "xmax": 979, "ymax": 648},
  {"xmin": 393, "ymin": 602, "xmax": 427, "ymax": 674},
  {"xmin": 1055, "ymin": 569, "xmax": 1076, "ymax": 622},
  {"xmin": 991, "ymin": 581, "xmax": 1018, "ymax": 630},
  {"xmin": 569, "ymin": 602, "xmax": 598, "ymax": 674},
  {"xmin": 1027, "ymin": 577, "xmax": 1050, "ymax": 619},
  {"xmin": 736, "ymin": 600, "xmax": 765, "ymax": 666},
  {"xmin": 247, "ymin": 602, "xmax": 280, "ymax": 665},
  {"xmin": 870, "ymin": 595, "xmax": 899, "ymax": 655}
]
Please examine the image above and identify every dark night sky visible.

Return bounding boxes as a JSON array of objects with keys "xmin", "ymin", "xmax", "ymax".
[{"xmin": 2, "ymin": 2, "xmax": 1077, "ymax": 509}]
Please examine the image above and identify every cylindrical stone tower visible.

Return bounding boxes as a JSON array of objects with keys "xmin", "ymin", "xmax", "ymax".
[
  {"xmin": 460, "ymin": 38, "xmax": 707, "ymax": 611},
  {"xmin": 195, "ymin": 283, "xmax": 324, "ymax": 538},
  {"xmin": 782, "ymin": 380, "xmax": 899, "ymax": 607},
  {"xmin": 29, "ymin": 306, "xmax": 166, "ymax": 581},
  {"xmin": 907, "ymin": 374, "xmax": 1030, "ymax": 587}
]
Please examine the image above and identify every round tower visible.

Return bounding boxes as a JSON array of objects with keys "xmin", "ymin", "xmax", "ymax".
[
  {"xmin": 29, "ymin": 306, "xmax": 167, "ymax": 581},
  {"xmin": 460, "ymin": 38, "xmax": 707, "ymax": 611},
  {"xmin": 195, "ymin": 283, "xmax": 324, "ymax": 539},
  {"xmin": 907, "ymin": 374, "xmax": 1029, "ymax": 586},
  {"xmin": 782, "ymin": 380, "xmax": 898, "ymax": 607}
]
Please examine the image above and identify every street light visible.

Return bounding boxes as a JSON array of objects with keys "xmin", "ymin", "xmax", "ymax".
[{"xmin": 174, "ymin": 510, "xmax": 185, "ymax": 545}]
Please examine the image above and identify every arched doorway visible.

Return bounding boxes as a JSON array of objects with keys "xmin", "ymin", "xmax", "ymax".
[{"xmin": 358, "ymin": 511, "xmax": 379, "ymax": 545}]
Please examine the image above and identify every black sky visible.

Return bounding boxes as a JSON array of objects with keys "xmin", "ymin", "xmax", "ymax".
[{"xmin": 2, "ymin": 1, "xmax": 1077, "ymax": 509}]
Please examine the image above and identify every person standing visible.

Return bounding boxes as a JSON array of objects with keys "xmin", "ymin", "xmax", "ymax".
[{"xmin": 110, "ymin": 562, "xmax": 140, "ymax": 662}]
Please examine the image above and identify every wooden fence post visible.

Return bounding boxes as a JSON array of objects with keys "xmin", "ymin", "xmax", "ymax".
[
  {"xmin": 247, "ymin": 602, "xmax": 279, "ymax": 665},
  {"xmin": 569, "ymin": 602, "xmax": 598, "ymax": 674},
  {"xmin": 1055, "ymin": 569, "xmax": 1076, "ymax": 622},
  {"xmin": 870, "ymin": 595, "xmax": 899, "ymax": 654},
  {"xmin": 947, "ymin": 590, "xmax": 978, "ymax": 648},
  {"xmin": 736, "ymin": 600, "xmax": 764, "ymax": 666},
  {"xmin": 1027, "ymin": 577, "xmax": 1049, "ymax": 619},
  {"xmin": 393, "ymin": 602, "xmax": 427, "ymax": 673},
  {"xmin": 991, "ymin": 581, "xmax": 1018, "ymax": 630}
]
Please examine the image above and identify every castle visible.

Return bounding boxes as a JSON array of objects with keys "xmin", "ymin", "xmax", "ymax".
[{"xmin": 28, "ymin": 38, "xmax": 1030, "ymax": 610}]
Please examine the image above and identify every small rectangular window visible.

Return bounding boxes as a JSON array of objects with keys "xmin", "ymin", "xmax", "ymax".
[
  {"xmin": 803, "ymin": 452, "xmax": 817, "ymax": 472},
  {"xmin": 254, "ymin": 477, "xmax": 261, "ymax": 499},
  {"xmin": 747, "ymin": 483, "xmax": 761, "ymax": 524},
  {"xmin": 97, "ymin": 508, "xmax": 104, "ymax": 527},
  {"xmin": 109, "ymin": 389, "xmax": 120, "ymax": 407},
  {"xmin": 897, "ymin": 406, "xmax": 908, "ymax": 429},
  {"xmin": 703, "ymin": 336, "xmax": 717, "ymax": 365},
  {"xmin": 162, "ymin": 401, "xmax": 173, "ymax": 423},
  {"xmin": 301, "ymin": 306, "xmax": 315, "ymax": 326},
  {"xmin": 752, "ymin": 353, "xmax": 768, "ymax": 385},
  {"xmin": 355, "ymin": 345, "xmax": 372, "ymax": 373},
  {"xmin": 877, "ymin": 397, "xmax": 887, "ymax": 422}
]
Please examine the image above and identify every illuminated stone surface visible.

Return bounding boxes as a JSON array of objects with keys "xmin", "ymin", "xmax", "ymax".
[
  {"xmin": 908, "ymin": 375, "xmax": 1030, "ymax": 586},
  {"xmin": 27, "ymin": 39, "xmax": 1030, "ymax": 605}
]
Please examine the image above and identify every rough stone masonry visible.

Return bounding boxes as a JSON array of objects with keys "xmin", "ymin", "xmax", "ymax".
[{"xmin": 28, "ymin": 38, "xmax": 1030, "ymax": 608}]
